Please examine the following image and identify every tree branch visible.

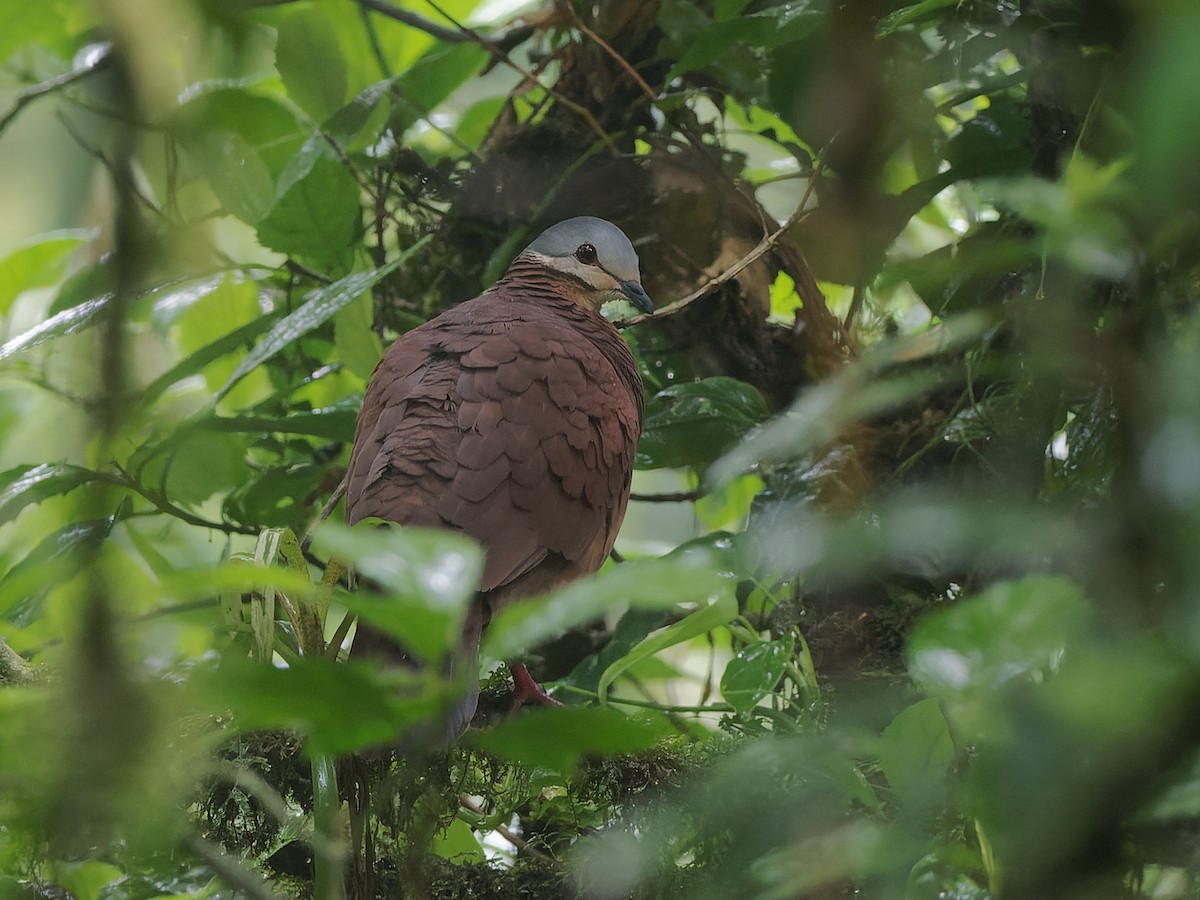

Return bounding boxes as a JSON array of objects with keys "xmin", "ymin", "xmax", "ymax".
[
  {"xmin": 0, "ymin": 45, "xmax": 112, "ymax": 138},
  {"xmin": 615, "ymin": 168, "xmax": 823, "ymax": 329}
]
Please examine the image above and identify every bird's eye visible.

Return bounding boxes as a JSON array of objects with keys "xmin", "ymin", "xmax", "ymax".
[{"xmin": 574, "ymin": 243, "xmax": 598, "ymax": 265}]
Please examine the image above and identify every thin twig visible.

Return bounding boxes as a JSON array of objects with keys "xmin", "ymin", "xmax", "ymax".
[
  {"xmin": 571, "ymin": 12, "xmax": 657, "ymax": 103},
  {"xmin": 556, "ymin": 684, "xmax": 736, "ymax": 714},
  {"xmin": 302, "ymin": 475, "xmax": 347, "ymax": 551},
  {"xmin": 629, "ymin": 490, "xmax": 704, "ymax": 503},
  {"xmin": 843, "ymin": 282, "xmax": 865, "ymax": 332},
  {"xmin": 458, "ymin": 794, "xmax": 556, "ymax": 862},
  {"xmin": 615, "ymin": 165, "xmax": 824, "ymax": 328},
  {"xmin": 361, "ymin": 0, "xmax": 618, "ymax": 151},
  {"xmin": 102, "ymin": 466, "xmax": 260, "ymax": 535},
  {"xmin": 355, "ymin": 0, "xmax": 466, "ymax": 42},
  {"xmin": 0, "ymin": 47, "xmax": 112, "ymax": 137}
]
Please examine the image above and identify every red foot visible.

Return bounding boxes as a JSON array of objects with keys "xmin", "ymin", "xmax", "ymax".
[{"xmin": 509, "ymin": 662, "xmax": 562, "ymax": 711}]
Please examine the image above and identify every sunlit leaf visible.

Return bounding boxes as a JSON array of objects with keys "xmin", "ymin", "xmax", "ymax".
[
  {"xmin": 275, "ymin": 7, "xmax": 347, "ymax": 122},
  {"xmin": 431, "ymin": 816, "xmax": 484, "ymax": 865},
  {"xmin": 333, "ymin": 289, "xmax": 383, "ymax": 380},
  {"xmin": 391, "ymin": 42, "xmax": 488, "ymax": 136},
  {"xmin": 876, "ymin": 0, "xmax": 958, "ymax": 36},
  {"xmin": 0, "ymin": 230, "xmax": 88, "ymax": 313},
  {"xmin": 138, "ymin": 311, "xmax": 281, "ymax": 408},
  {"xmin": 0, "ymin": 500, "xmax": 129, "ymax": 624}
]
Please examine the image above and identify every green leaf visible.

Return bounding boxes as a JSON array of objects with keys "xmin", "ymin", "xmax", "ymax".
[
  {"xmin": 203, "ymin": 405, "xmax": 359, "ymax": 441},
  {"xmin": 224, "ymin": 463, "xmax": 327, "ymax": 529},
  {"xmin": 667, "ymin": 4, "xmax": 821, "ymax": 82},
  {"xmin": 562, "ymin": 607, "xmax": 670, "ymax": 693},
  {"xmin": 945, "ymin": 97, "xmax": 1032, "ymax": 181},
  {"xmin": 0, "ymin": 293, "xmax": 111, "ymax": 363},
  {"xmin": 215, "ymin": 250, "xmax": 417, "ymax": 403},
  {"xmin": 312, "ymin": 520, "xmax": 481, "ymax": 662},
  {"xmin": 1132, "ymin": 7, "xmax": 1200, "ymax": 210},
  {"xmin": 178, "ymin": 86, "xmax": 306, "ymax": 178},
  {"xmin": 878, "ymin": 698, "xmax": 954, "ymax": 806},
  {"xmin": 907, "ymin": 576, "xmax": 1093, "ymax": 740},
  {"xmin": 275, "ymin": 7, "xmax": 348, "ymax": 122},
  {"xmin": 470, "ymin": 706, "xmax": 672, "ymax": 774},
  {"xmin": 483, "ymin": 545, "xmax": 734, "ymax": 662},
  {"xmin": 432, "ymin": 818, "xmax": 485, "ymax": 865},
  {"xmin": 637, "ymin": 377, "xmax": 769, "ymax": 470},
  {"xmin": 190, "ymin": 130, "xmax": 275, "ymax": 223},
  {"xmin": 0, "ymin": 230, "xmax": 88, "ymax": 313},
  {"xmin": 160, "ymin": 558, "xmax": 314, "ymax": 602},
  {"xmin": 597, "ymin": 584, "xmax": 738, "ymax": 705},
  {"xmin": 334, "ymin": 288, "xmax": 383, "ymax": 379},
  {"xmin": 720, "ymin": 636, "xmax": 792, "ymax": 715},
  {"xmin": 138, "ymin": 312, "xmax": 282, "ymax": 409},
  {"xmin": 256, "ymin": 137, "xmax": 363, "ymax": 276},
  {"xmin": 0, "ymin": 502, "xmax": 128, "ymax": 624},
  {"xmin": 49, "ymin": 860, "xmax": 124, "ymax": 900},
  {"xmin": 0, "ymin": 1, "xmax": 92, "ymax": 61},
  {"xmin": 710, "ymin": 315, "xmax": 993, "ymax": 487},
  {"xmin": 0, "ymin": 463, "xmax": 96, "ymax": 525},
  {"xmin": 161, "ymin": 431, "xmax": 250, "ymax": 508},
  {"xmin": 876, "ymin": 0, "xmax": 958, "ymax": 36},
  {"xmin": 391, "ymin": 42, "xmax": 488, "ymax": 136},
  {"xmin": 197, "ymin": 657, "xmax": 441, "ymax": 756}
]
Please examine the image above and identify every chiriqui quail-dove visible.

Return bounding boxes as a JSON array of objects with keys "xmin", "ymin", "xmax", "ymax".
[{"xmin": 345, "ymin": 216, "xmax": 652, "ymax": 745}]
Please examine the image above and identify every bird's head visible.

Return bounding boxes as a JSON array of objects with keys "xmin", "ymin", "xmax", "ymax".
[{"xmin": 521, "ymin": 216, "xmax": 654, "ymax": 315}]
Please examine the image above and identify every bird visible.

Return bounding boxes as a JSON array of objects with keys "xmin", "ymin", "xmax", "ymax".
[{"xmin": 344, "ymin": 216, "xmax": 653, "ymax": 745}]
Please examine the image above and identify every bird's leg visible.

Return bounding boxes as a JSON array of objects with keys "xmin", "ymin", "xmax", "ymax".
[{"xmin": 508, "ymin": 661, "xmax": 562, "ymax": 710}]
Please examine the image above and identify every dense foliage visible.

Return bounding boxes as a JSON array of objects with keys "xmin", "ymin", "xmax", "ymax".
[{"xmin": 3, "ymin": 0, "xmax": 1200, "ymax": 897}]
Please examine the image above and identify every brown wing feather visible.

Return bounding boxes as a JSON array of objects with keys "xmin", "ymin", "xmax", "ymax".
[{"xmin": 347, "ymin": 291, "xmax": 641, "ymax": 602}]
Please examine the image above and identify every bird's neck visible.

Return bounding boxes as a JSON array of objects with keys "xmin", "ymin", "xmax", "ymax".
[{"xmin": 492, "ymin": 254, "xmax": 600, "ymax": 313}]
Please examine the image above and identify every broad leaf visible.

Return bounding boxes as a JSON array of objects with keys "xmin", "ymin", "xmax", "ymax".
[
  {"xmin": 275, "ymin": 7, "xmax": 347, "ymax": 122},
  {"xmin": 720, "ymin": 636, "xmax": 793, "ymax": 715},
  {"xmin": 596, "ymin": 588, "xmax": 738, "ymax": 705},
  {"xmin": 203, "ymin": 405, "xmax": 358, "ymax": 441},
  {"xmin": 908, "ymin": 576, "xmax": 1093, "ymax": 740},
  {"xmin": 0, "ymin": 230, "xmax": 88, "ymax": 313},
  {"xmin": 470, "ymin": 706, "xmax": 673, "ymax": 774},
  {"xmin": 312, "ymin": 520, "xmax": 481, "ymax": 662},
  {"xmin": 483, "ymin": 545, "xmax": 734, "ymax": 662},
  {"xmin": 0, "ymin": 463, "xmax": 96, "ymax": 525},
  {"xmin": 637, "ymin": 377, "xmax": 769, "ymax": 471},
  {"xmin": 878, "ymin": 698, "xmax": 954, "ymax": 807},
  {"xmin": 196, "ymin": 657, "xmax": 442, "ymax": 756},
  {"xmin": 256, "ymin": 137, "xmax": 363, "ymax": 276},
  {"xmin": 0, "ymin": 294, "xmax": 111, "ymax": 363},
  {"xmin": 0, "ymin": 500, "xmax": 129, "ymax": 624},
  {"xmin": 215, "ymin": 250, "xmax": 418, "ymax": 403}
]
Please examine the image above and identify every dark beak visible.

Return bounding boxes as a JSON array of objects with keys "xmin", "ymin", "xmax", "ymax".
[{"xmin": 619, "ymin": 279, "xmax": 654, "ymax": 315}]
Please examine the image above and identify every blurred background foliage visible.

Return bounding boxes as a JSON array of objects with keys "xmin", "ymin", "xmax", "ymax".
[{"xmin": 3, "ymin": 0, "xmax": 1200, "ymax": 897}]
